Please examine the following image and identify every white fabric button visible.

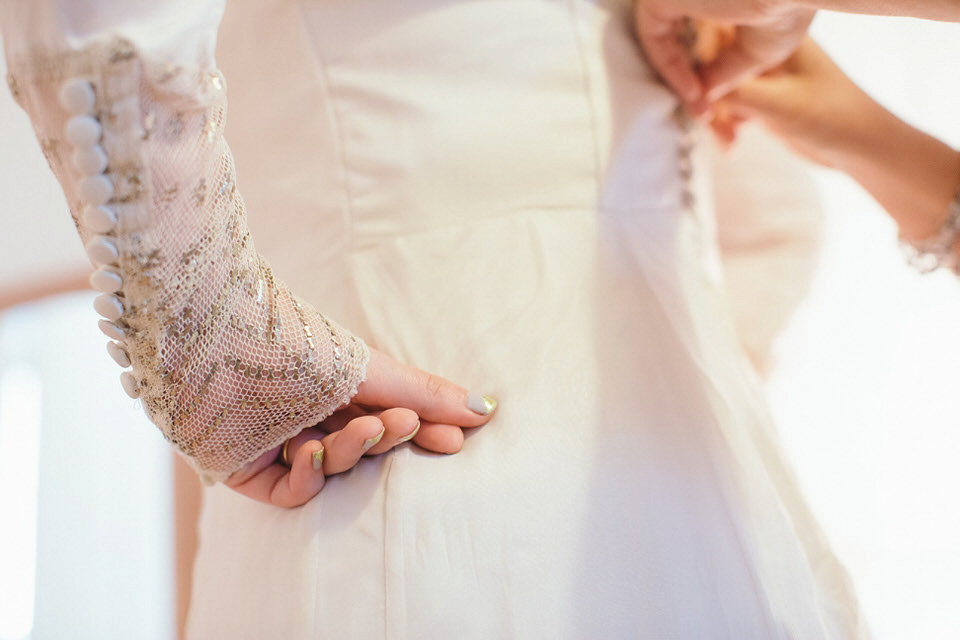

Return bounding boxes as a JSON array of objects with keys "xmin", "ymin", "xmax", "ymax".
[
  {"xmin": 79, "ymin": 175, "xmax": 113, "ymax": 205},
  {"xmin": 120, "ymin": 372, "xmax": 140, "ymax": 399},
  {"xmin": 107, "ymin": 341, "xmax": 131, "ymax": 368},
  {"xmin": 90, "ymin": 267, "xmax": 123, "ymax": 293},
  {"xmin": 65, "ymin": 115, "xmax": 102, "ymax": 147},
  {"xmin": 73, "ymin": 146, "xmax": 108, "ymax": 176},
  {"xmin": 93, "ymin": 293, "xmax": 124, "ymax": 321},
  {"xmin": 58, "ymin": 79, "xmax": 95, "ymax": 115},
  {"xmin": 98, "ymin": 319, "xmax": 125, "ymax": 341},
  {"xmin": 81, "ymin": 205, "xmax": 117, "ymax": 234},
  {"xmin": 85, "ymin": 236, "xmax": 118, "ymax": 266}
]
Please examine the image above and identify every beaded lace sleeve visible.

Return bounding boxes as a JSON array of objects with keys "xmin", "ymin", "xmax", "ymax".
[{"xmin": 5, "ymin": 38, "xmax": 369, "ymax": 483}]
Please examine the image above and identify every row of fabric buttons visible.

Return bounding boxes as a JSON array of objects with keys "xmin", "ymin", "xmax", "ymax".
[
  {"xmin": 60, "ymin": 77, "xmax": 140, "ymax": 399},
  {"xmin": 675, "ymin": 108, "xmax": 695, "ymax": 210}
]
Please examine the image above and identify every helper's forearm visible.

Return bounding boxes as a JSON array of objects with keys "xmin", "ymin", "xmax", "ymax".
[
  {"xmin": 827, "ymin": 103, "xmax": 960, "ymax": 243},
  {"xmin": 793, "ymin": 0, "xmax": 960, "ymax": 21}
]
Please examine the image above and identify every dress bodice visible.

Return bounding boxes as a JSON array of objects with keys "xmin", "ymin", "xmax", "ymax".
[{"xmin": 219, "ymin": 0, "xmax": 692, "ymax": 296}]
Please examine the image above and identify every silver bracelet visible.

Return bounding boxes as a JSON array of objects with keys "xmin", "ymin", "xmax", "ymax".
[{"xmin": 901, "ymin": 181, "xmax": 960, "ymax": 275}]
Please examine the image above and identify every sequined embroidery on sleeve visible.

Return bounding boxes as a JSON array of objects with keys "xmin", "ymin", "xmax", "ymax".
[{"xmin": 7, "ymin": 39, "xmax": 369, "ymax": 483}]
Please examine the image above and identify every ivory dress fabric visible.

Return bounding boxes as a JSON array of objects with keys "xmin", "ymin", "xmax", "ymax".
[{"xmin": 3, "ymin": 0, "xmax": 868, "ymax": 637}]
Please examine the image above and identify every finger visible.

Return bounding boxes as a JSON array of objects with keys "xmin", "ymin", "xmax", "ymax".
[
  {"xmin": 702, "ymin": 12, "xmax": 813, "ymax": 102},
  {"xmin": 223, "ymin": 437, "xmax": 326, "ymax": 509},
  {"xmin": 364, "ymin": 407, "xmax": 420, "ymax": 455},
  {"xmin": 224, "ymin": 444, "xmax": 285, "ymax": 488},
  {"xmin": 315, "ymin": 405, "xmax": 419, "ymax": 446},
  {"xmin": 316, "ymin": 405, "xmax": 456, "ymax": 456},
  {"xmin": 268, "ymin": 439, "xmax": 327, "ymax": 508},
  {"xmin": 636, "ymin": 9, "xmax": 703, "ymax": 103},
  {"xmin": 320, "ymin": 415, "xmax": 385, "ymax": 475},
  {"xmin": 353, "ymin": 349, "xmax": 497, "ymax": 429},
  {"xmin": 314, "ymin": 404, "xmax": 366, "ymax": 434},
  {"xmin": 412, "ymin": 422, "xmax": 465, "ymax": 455},
  {"xmin": 720, "ymin": 76, "xmax": 797, "ymax": 124},
  {"xmin": 700, "ymin": 34, "xmax": 773, "ymax": 103},
  {"xmin": 708, "ymin": 116, "xmax": 738, "ymax": 151}
]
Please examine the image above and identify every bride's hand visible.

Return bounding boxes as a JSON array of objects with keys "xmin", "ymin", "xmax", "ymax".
[{"xmin": 224, "ymin": 348, "xmax": 497, "ymax": 507}]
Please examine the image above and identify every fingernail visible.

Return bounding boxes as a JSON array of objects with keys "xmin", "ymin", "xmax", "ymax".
[
  {"xmin": 312, "ymin": 448, "xmax": 325, "ymax": 471},
  {"xmin": 396, "ymin": 420, "xmax": 421, "ymax": 444},
  {"xmin": 362, "ymin": 427, "xmax": 385, "ymax": 452},
  {"xmin": 466, "ymin": 392, "xmax": 497, "ymax": 415}
]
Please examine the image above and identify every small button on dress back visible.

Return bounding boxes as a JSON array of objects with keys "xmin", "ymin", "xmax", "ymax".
[
  {"xmin": 93, "ymin": 293, "xmax": 124, "ymax": 321},
  {"xmin": 90, "ymin": 267, "xmax": 123, "ymax": 293},
  {"xmin": 79, "ymin": 175, "xmax": 114, "ymax": 205},
  {"xmin": 120, "ymin": 372, "xmax": 140, "ymax": 399},
  {"xmin": 85, "ymin": 236, "xmax": 119, "ymax": 266},
  {"xmin": 74, "ymin": 146, "xmax": 108, "ymax": 176},
  {"xmin": 82, "ymin": 205, "xmax": 117, "ymax": 234},
  {"xmin": 58, "ymin": 79, "xmax": 95, "ymax": 114},
  {"xmin": 106, "ymin": 341, "xmax": 131, "ymax": 368},
  {"xmin": 65, "ymin": 115, "xmax": 102, "ymax": 147},
  {"xmin": 98, "ymin": 319, "xmax": 125, "ymax": 341}
]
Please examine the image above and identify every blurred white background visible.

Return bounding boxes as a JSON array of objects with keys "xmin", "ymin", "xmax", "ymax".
[
  {"xmin": 769, "ymin": 13, "xmax": 960, "ymax": 640},
  {"xmin": 0, "ymin": 9, "xmax": 958, "ymax": 640}
]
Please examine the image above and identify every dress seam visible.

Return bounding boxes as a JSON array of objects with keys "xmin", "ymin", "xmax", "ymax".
[
  {"xmin": 562, "ymin": 0, "xmax": 604, "ymax": 205},
  {"xmin": 349, "ymin": 203, "xmax": 686, "ymax": 250},
  {"xmin": 296, "ymin": 1, "xmax": 358, "ymax": 256}
]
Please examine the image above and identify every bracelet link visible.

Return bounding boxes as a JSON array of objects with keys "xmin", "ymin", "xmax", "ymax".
[{"xmin": 901, "ymin": 181, "xmax": 960, "ymax": 275}]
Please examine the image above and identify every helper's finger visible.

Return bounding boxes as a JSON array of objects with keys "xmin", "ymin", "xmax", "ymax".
[
  {"xmin": 636, "ymin": 8, "xmax": 703, "ymax": 104},
  {"xmin": 702, "ymin": 12, "xmax": 813, "ymax": 102},
  {"xmin": 707, "ymin": 111, "xmax": 745, "ymax": 150},
  {"xmin": 700, "ymin": 32, "xmax": 774, "ymax": 102},
  {"xmin": 719, "ymin": 72, "xmax": 802, "ymax": 130},
  {"xmin": 352, "ymin": 349, "xmax": 497, "ymax": 429}
]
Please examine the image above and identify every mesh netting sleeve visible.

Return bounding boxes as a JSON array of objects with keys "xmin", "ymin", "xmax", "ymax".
[{"xmin": 6, "ymin": 38, "xmax": 369, "ymax": 483}]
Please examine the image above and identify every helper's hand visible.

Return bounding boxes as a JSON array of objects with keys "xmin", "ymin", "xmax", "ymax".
[
  {"xmin": 713, "ymin": 38, "xmax": 879, "ymax": 167},
  {"xmin": 635, "ymin": 0, "xmax": 815, "ymax": 106},
  {"xmin": 716, "ymin": 38, "xmax": 960, "ymax": 245},
  {"xmin": 225, "ymin": 348, "xmax": 497, "ymax": 507}
]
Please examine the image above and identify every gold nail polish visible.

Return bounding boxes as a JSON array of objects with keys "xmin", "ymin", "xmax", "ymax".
[
  {"xmin": 312, "ymin": 448, "xmax": 324, "ymax": 470},
  {"xmin": 362, "ymin": 428, "xmax": 385, "ymax": 452},
  {"xmin": 466, "ymin": 392, "xmax": 497, "ymax": 415},
  {"xmin": 396, "ymin": 420, "xmax": 421, "ymax": 444}
]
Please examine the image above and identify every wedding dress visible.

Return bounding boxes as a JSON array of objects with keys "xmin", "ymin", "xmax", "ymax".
[{"xmin": 3, "ymin": 0, "xmax": 869, "ymax": 637}]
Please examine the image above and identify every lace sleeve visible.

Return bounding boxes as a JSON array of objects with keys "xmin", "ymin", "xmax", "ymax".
[{"xmin": 4, "ymin": 33, "xmax": 369, "ymax": 483}]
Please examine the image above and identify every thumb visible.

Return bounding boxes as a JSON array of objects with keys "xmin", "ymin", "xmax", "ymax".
[
  {"xmin": 701, "ymin": 36, "xmax": 771, "ymax": 102},
  {"xmin": 353, "ymin": 349, "xmax": 497, "ymax": 428}
]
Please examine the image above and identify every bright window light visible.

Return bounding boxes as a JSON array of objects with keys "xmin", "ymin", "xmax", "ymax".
[{"xmin": 0, "ymin": 362, "xmax": 42, "ymax": 640}]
